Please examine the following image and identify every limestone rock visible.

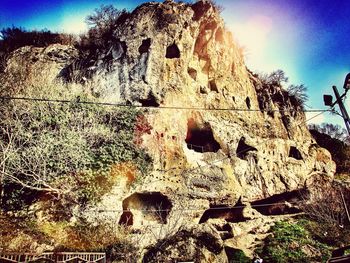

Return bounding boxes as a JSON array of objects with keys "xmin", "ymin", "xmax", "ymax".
[
  {"xmin": 0, "ymin": 0, "xmax": 337, "ymax": 257},
  {"xmin": 142, "ymin": 224, "xmax": 228, "ymax": 263},
  {"xmin": 3, "ymin": 44, "xmax": 78, "ymax": 87},
  {"xmin": 81, "ymin": 0, "xmax": 335, "ymax": 226}
]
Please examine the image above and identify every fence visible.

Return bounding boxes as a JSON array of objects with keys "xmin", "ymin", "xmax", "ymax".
[{"xmin": 0, "ymin": 252, "xmax": 106, "ymax": 263}]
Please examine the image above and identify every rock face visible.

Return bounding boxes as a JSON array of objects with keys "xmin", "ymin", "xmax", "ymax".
[
  {"xmin": 142, "ymin": 224, "xmax": 228, "ymax": 263},
  {"xmin": 76, "ymin": 0, "xmax": 335, "ymax": 218},
  {"xmin": 2, "ymin": 44, "xmax": 78, "ymax": 89},
  {"xmin": 1, "ymin": 0, "xmax": 336, "ymax": 259}
]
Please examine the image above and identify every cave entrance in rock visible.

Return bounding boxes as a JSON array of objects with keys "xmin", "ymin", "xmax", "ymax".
[
  {"xmin": 185, "ymin": 118, "xmax": 220, "ymax": 153},
  {"xmin": 199, "ymin": 204, "xmax": 248, "ymax": 224},
  {"xmin": 139, "ymin": 38, "xmax": 151, "ymax": 54},
  {"xmin": 209, "ymin": 80, "xmax": 219, "ymax": 93},
  {"xmin": 166, "ymin": 43, "xmax": 180, "ymax": 59},
  {"xmin": 188, "ymin": 67, "xmax": 197, "ymax": 81},
  {"xmin": 139, "ymin": 92, "xmax": 160, "ymax": 107},
  {"xmin": 119, "ymin": 192, "xmax": 172, "ymax": 226},
  {"xmin": 251, "ymin": 190, "xmax": 304, "ymax": 216},
  {"xmin": 236, "ymin": 137, "xmax": 257, "ymax": 159},
  {"xmin": 289, "ymin": 146, "xmax": 303, "ymax": 160},
  {"xmin": 246, "ymin": 97, "xmax": 251, "ymax": 109}
]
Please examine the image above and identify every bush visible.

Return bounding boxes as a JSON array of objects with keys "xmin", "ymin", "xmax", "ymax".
[
  {"xmin": 79, "ymin": 5, "xmax": 130, "ymax": 53},
  {"xmin": 309, "ymin": 123, "xmax": 350, "ymax": 174},
  {"xmin": 258, "ymin": 220, "xmax": 333, "ymax": 263},
  {"xmin": 259, "ymin": 69, "xmax": 289, "ymax": 86},
  {"xmin": 0, "ymin": 83, "xmax": 152, "ymax": 210},
  {"xmin": 0, "ymin": 214, "xmax": 136, "ymax": 254},
  {"xmin": 225, "ymin": 248, "xmax": 250, "ymax": 263},
  {"xmin": 301, "ymin": 179, "xmax": 350, "ymax": 227},
  {"xmin": 287, "ymin": 84, "xmax": 308, "ymax": 109}
]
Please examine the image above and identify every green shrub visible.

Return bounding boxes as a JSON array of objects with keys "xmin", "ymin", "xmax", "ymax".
[
  {"xmin": 258, "ymin": 220, "xmax": 333, "ymax": 263},
  {"xmin": 0, "ymin": 92, "xmax": 152, "ymax": 209},
  {"xmin": 225, "ymin": 247, "xmax": 250, "ymax": 263}
]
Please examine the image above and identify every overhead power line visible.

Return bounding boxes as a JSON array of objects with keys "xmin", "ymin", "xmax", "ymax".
[
  {"xmin": 0, "ymin": 96, "xmax": 327, "ymax": 113},
  {"xmin": 5, "ymin": 200, "xmax": 306, "ymax": 213}
]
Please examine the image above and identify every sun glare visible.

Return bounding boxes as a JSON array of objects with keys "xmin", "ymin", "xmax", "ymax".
[
  {"xmin": 60, "ymin": 14, "xmax": 88, "ymax": 34},
  {"xmin": 230, "ymin": 15, "xmax": 272, "ymax": 55}
]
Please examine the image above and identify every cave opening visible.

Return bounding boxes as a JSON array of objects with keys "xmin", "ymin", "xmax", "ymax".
[
  {"xmin": 209, "ymin": 80, "xmax": 219, "ymax": 93},
  {"xmin": 139, "ymin": 92, "xmax": 160, "ymax": 107},
  {"xmin": 199, "ymin": 203, "xmax": 248, "ymax": 224},
  {"xmin": 119, "ymin": 211, "xmax": 133, "ymax": 226},
  {"xmin": 246, "ymin": 97, "xmax": 251, "ymax": 109},
  {"xmin": 138, "ymin": 38, "xmax": 151, "ymax": 54},
  {"xmin": 166, "ymin": 43, "xmax": 180, "ymax": 59},
  {"xmin": 236, "ymin": 137, "xmax": 257, "ymax": 159},
  {"xmin": 185, "ymin": 118, "xmax": 221, "ymax": 153},
  {"xmin": 289, "ymin": 146, "xmax": 303, "ymax": 160},
  {"xmin": 188, "ymin": 67, "xmax": 197, "ymax": 81},
  {"xmin": 119, "ymin": 192, "xmax": 172, "ymax": 226},
  {"xmin": 251, "ymin": 190, "xmax": 304, "ymax": 216}
]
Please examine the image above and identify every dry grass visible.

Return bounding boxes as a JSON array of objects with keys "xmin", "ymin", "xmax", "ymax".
[
  {"xmin": 38, "ymin": 221, "xmax": 129, "ymax": 251},
  {"xmin": 0, "ymin": 214, "xmax": 131, "ymax": 252}
]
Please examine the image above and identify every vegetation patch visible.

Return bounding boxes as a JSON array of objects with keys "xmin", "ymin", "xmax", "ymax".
[
  {"xmin": 0, "ymin": 83, "xmax": 152, "ymax": 210},
  {"xmin": 257, "ymin": 219, "xmax": 337, "ymax": 263}
]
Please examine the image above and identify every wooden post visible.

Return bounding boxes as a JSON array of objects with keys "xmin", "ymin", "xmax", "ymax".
[{"xmin": 340, "ymin": 190, "xmax": 350, "ymax": 224}]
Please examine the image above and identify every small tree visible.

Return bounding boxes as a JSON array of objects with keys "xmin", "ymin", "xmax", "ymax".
[
  {"xmin": 86, "ymin": 5, "xmax": 127, "ymax": 30},
  {"xmin": 259, "ymin": 69, "xmax": 289, "ymax": 86},
  {"xmin": 302, "ymin": 180, "xmax": 350, "ymax": 227},
  {"xmin": 309, "ymin": 123, "xmax": 349, "ymax": 143},
  {"xmin": 81, "ymin": 5, "xmax": 129, "ymax": 51},
  {"xmin": 287, "ymin": 84, "xmax": 308, "ymax": 108}
]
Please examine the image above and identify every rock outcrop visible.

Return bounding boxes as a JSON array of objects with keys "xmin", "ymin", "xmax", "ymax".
[
  {"xmin": 1, "ymin": 0, "xmax": 336, "ymax": 260},
  {"xmin": 75, "ymin": 0, "xmax": 335, "ymax": 219}
]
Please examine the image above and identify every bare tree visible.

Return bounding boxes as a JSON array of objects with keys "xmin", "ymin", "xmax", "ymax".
[
  {"xmin": 309, "ymin": 123, "xmax": 349, "ymax": 143},
  {"xmin": 302, "ymin": 180, "xmax": 350, "ymax": 227},
  {"xmin": 81, "ymin": 5, "xmax": 130, "ymax": 52},
  {"xmin": 259, "ymin": 69, "xmax": 289, "ymax": 86},
  {"xmin": 287, "ymin": 84, "xmax": 308, "ymax": 107},
  {"xmin": 86, "ymin": 5, "xmax": 127, "ymax": 30}
]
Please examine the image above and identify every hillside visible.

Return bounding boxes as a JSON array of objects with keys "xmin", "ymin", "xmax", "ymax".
[{"xmin": 0, "ymin": 0, "xmax": 344, "ymax": 262}]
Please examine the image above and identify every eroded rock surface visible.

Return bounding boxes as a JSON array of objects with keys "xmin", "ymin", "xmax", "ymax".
[
  {"xmin": 1, "ymin": 0, "xmax": 336, "ymax": 259},
  {"xmin": 77, "ymin": 0, "xmax": 335, "ymax": 217}
]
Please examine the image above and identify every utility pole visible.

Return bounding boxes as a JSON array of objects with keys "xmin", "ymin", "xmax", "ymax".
[{"xmin": 324, "ymin": 73, "xmax": 350, "ymax": 135}]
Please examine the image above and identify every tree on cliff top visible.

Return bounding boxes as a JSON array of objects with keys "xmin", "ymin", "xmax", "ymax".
[
  {"xmin": 259, "ymin": 69, "xmax": 289, "ymax": 86},
  {"xmin": 80, "ymin": 5, "xmax": 129, "ymax": 51},
  {"xmin": 309, "ymin": 123, "xmax": 350, "ymax": 175},
  {"xmin": 287, "ymin": 84, "xmax": 309, "ymax": 107},
  {"xmin": 258, "ymin": 69, "xmax": 309, "ymax": 109},
  {"xmin": 86, "ymin": 5, "xmax": 129, "ymax": 31}
]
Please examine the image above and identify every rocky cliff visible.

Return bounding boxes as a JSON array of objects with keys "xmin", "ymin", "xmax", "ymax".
[
  {"xmin": 79, "ymin": 0, "xmax": 334, "ymax": 214},
  {"xmin": 1, "ymin": 0, "xmax": 336, "ymax": 261}
]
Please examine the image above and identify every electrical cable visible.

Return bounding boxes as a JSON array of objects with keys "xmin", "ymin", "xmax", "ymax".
[{"xmin": 0, "ymin": 96, "xmax": 327, "ymax": 113}]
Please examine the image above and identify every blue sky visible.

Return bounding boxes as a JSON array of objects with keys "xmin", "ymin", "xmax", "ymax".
[{"xmin": 1, "ymin": 0, "xmax": 350, "ymax": 127}]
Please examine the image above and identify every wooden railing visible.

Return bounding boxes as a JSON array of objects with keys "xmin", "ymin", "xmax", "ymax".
[
  {"xmin": 327, "ymin": 254, "xmax": 350, "ymax": 263},
  {"xmin": 0, "ymin": 252, "xmax": 106, "ymax": 263}
]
